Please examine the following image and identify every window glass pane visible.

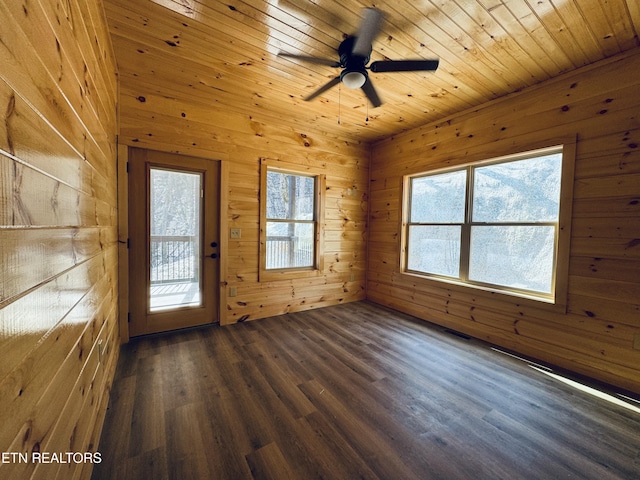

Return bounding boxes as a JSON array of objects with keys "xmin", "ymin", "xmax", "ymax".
[
  {"xmin": 410, "ymin": 170, "xmax": 467, "ymax": 223},
  {"xmin": 407, "ymin": 225, "xmax": 461, "ymax": 277},
  {"xmin": 472, "ymin": 153, "xmax": 562, "ymax": 223},
  {"xmin": 149, "ymin": 168, "xmax": 202, "ymax": 311},
  {"xmin": 469, "ymin": 226, "xmax": 555, "ymax": 294},
  {"xmin": 266, "ymin": 222, "xmax": 314, "ymax": 269},
  {"xmin": 267, "ymin": 171, "xmax": 315, "ymax": 220}
]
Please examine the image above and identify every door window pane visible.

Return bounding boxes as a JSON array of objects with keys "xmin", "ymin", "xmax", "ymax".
[
  {"xmin": 407, "ymin": 225, "xmax": 461, "ymax": 277},
  {"xmin": 468, "ymin": 226, "xmax": 556, "ymax": 294},
  {"xmin": 149, "ymin": 168, "xmax": 202, "ymax": 311}
]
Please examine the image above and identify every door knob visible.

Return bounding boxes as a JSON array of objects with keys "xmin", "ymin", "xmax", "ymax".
[
  {"xmin": 210, "ymin": 242, "xmax": 218, "ymax": 248},
  {"xmin": 209, "ymin": 253, "xmax": 218, "ymax": 259}
]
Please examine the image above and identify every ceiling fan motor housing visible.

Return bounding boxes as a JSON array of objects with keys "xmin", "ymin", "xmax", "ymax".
[{"xmin": 339, "ymin": 36, "xmax": 370, "ymax": 88}]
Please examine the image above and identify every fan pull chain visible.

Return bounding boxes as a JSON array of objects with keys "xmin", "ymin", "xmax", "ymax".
[{"xmin": 338, "ymin": 84, "xmax": 342, "ymax": 125}]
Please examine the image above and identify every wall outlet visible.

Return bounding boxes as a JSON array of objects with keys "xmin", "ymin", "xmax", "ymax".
[
  {"xmin": 230, "ymin": 228, "xmax": 241, "ymax": 239},
  {"xmin": 229, "ymin": 286, "xmax": 237, "ymax": 297}
]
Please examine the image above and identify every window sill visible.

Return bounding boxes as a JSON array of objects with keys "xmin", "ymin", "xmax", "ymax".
[
  {"xmin": 259, "ymin": 267, "xmax": 323, "ymax": 283},
  {"xmin": 400, "ymin": 270, "xmax": 568, "ymax": 314}
]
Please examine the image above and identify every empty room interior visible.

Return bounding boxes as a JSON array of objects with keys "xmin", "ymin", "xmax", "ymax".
[{"xmin": 1, "ymin": 0, "xmax": 640, "ymax": 479}]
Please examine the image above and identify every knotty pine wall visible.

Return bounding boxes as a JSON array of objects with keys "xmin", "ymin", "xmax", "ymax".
[
  {"xmin": 117, "ymin": 91, "xmax": 369, "ymax": 326},
  {"xmin": 368, "ymin": 49, "xmax": 640, "ymax": 394},
  {"xmin": 0, "ymin": 1, "xmax": 119, "ymax": 479}
]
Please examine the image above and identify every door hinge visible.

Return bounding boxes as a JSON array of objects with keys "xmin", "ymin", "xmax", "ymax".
[
  {"xmin": 127, "ymin": 312, "xmax": 131, "ymax": 323},
  {"xmin": 127, "ymin": 238, "xmax": 130, "ymax": 249},
  {"xmin": 126, "ymin": 161, "xmax": 130, "ymax": 173}
]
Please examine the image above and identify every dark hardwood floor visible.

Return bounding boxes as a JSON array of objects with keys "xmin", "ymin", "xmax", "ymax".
[{"xmin": 91, "ymin": 301, "xmax": 640, "ymax": 480}]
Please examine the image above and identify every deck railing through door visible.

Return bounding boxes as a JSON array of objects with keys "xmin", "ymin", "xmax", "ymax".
[{"xmin": 150, "ymin": 235, "xmax": 199, "ymax": 284}]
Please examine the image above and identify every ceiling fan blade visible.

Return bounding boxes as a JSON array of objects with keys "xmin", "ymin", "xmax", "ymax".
[
  {"xmin": 361, "ymin": 77, "xmax": 382, "ymax": 107},
  {"xmin": 278, "ymin": 52, "xmax": 340, "ymax": 67},
  {"xmin": 352, "ymin": 8, "xmax": 384, "ymax": 57},
  {"xmin": 304, "ymin": 76, "xmax": 341, "ymax": 101},
  {"xmin": 369, "ymin": 59, "xmax": 440, "ymax": 73}
]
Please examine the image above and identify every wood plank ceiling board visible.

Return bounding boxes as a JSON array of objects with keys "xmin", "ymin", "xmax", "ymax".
[{"xmin": 104, "ymin": 0, "xmax": 640, "ymax": 144}]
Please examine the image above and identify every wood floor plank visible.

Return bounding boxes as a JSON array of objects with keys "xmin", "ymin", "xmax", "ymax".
[
  {"xmin": 127, "ymin": 354, "xmax": 166, "ymax": 457},
  {"xmin": 293, "ymin": 411, "xmax": 381, "ymax": 480},
  {"xmin": 244, "ymin": 442, "xmax": 298, "ymax": 480},
  {"xmin": 297, "ymin": 378, "xmax": 423, "ymax": 480},
  {"xmin": 92, "ymin": 301, "xmax": 640, "ymax": 480},
  {"xmin": 122, "ymin": 447, "xmax": 168, "ymax": 480},
  {"xmin": 242, "ymin": 340, "xmax": 317, "ymax": 419},
  {"xmin": 164, "ymin": 402, "xmax": 212, "ymax": 480}
]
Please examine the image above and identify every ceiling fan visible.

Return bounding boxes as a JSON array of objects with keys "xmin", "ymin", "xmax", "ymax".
[{"xmin": 279, "ymin": 8, "xmax": 439, "ymax": 108}]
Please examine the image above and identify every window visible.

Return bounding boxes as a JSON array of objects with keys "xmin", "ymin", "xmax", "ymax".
[
  {"xmin": 259, "ymin": 160, "xmax": 325, "ymax": 281},
  {"xmin": 404, "ymin": 145, "xmax": 573, "ymax": 304}
]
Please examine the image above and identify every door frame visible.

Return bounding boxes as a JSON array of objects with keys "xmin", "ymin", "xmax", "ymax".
[{"xmin": 117, "ymin": 145, "xmax": 229, "ymax": 342}]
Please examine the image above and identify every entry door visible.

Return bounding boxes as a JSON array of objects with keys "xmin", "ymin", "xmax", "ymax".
[{"xmin": 128, "ymin": 148, "xmax": 220, "ymax": 336}]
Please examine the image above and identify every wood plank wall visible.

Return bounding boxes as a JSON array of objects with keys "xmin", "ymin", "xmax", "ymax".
[
  {"xmin": 0, "ymin": 0, "xmax": 119, "ymax": 479},
  {"xmin": 368, "ymin": 48, "xmax": 640, "ymax": 394},
  {"xmin": 115, "ymin": 64, "xmax": 369, "ymax": 327}
]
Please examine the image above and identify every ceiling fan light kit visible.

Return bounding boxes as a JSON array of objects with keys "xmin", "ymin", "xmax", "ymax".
[
  {"xmin": 342, "ymin": 71, "xmax": 367, "ymax": 89},
  {"xmin": 279, "ymin": 8, "xmax": 439, "ymax": 108}
]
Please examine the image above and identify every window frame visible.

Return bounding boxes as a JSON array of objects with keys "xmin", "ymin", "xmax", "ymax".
[
  {"xmin": 401, "ymin": 142, "xmax": 575, "ymax": 309},
  {"xmin": 259, "ymin": 159, "xmax": 325, "ymax": 282}
]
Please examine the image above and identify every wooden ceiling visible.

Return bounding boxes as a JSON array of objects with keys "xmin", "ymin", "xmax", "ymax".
[{"xmin": 104, "ymin": 0, "xmax": 640, "ymax": 144}]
